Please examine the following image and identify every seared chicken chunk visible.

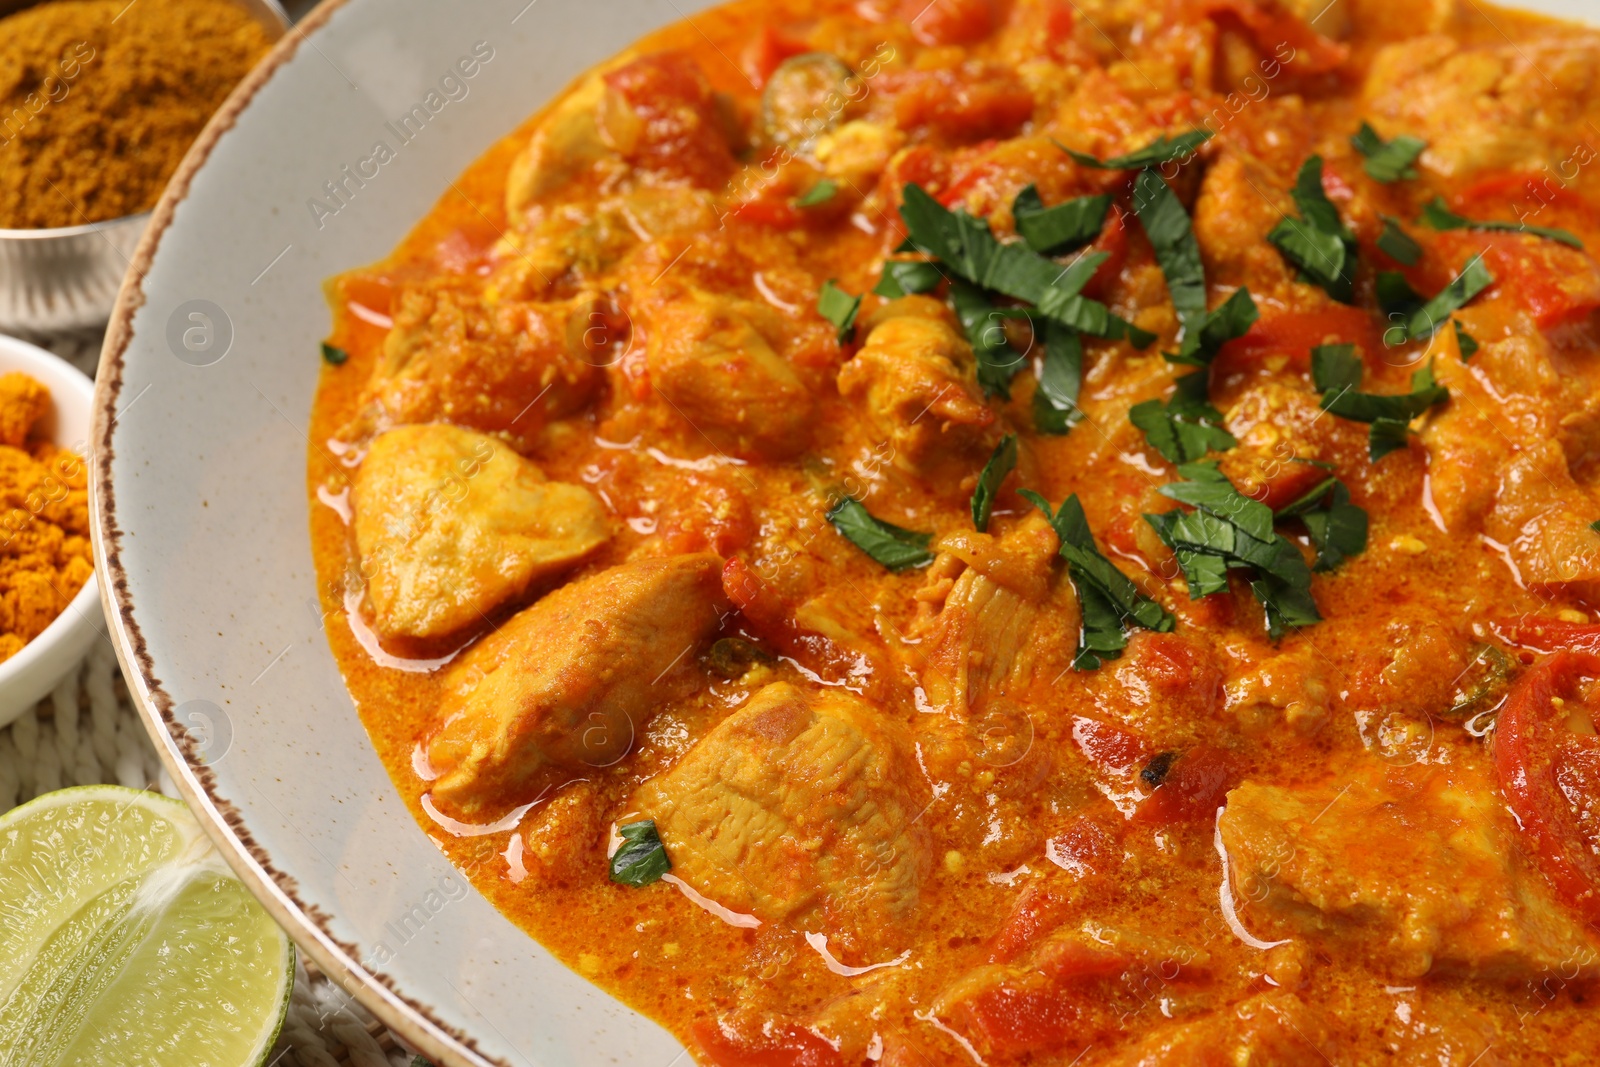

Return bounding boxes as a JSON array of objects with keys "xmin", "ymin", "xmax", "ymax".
[
  {"xmin": 352, "ymin": 424, "xmax": 610, "ymax": 641},
  {"xmin": 347, "ymin": 283, "xmax": 602, "ymax": 449},
  {"xmin": 426, "ymin": 554, "xmax": 728, "ymax": 817},
  {"xmin": 637, "ymin": 681, "xmax": 930, "ymax": 959},
  {"xmin": 837, "ymin": 296, "xmax": 995, "ymax": 473},
  {"xmin": 1364, "ymin": 35, "xmax": 1600, "ymax": 177},
  {"xmin": 1485, "ymin": 441, "xmax": 1600, "ymax": 598},
  {"xmin": 1220, "ymin": 762, "xmax": 1594, "ymax": 980},
  {"xmin": 644, "ymin": 291, "xmax": 814, "ymax": 459}
]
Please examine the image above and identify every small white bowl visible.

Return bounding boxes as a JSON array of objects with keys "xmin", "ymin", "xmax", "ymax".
[{"xmin": 0, "ymin": 334, "xmax": 103, "ymax": 727}]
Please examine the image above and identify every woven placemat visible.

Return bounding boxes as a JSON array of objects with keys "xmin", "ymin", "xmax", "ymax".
[{"xmin": 0, "ymin": 328, "xmax": 418, "ymax": 1067}]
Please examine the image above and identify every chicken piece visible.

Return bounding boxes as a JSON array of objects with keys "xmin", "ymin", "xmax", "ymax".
[
  {"xmin": 917, "ymin": 513, "xmax": 1065, "ymax": 723},
  {"xmin": 837, "ymin": 296, "xmax": 995, "ymax": 473},
  {"xmin": 352, "ymin": 424, "xmax": 610, "ymax": 641},
  {"xmin": 1219, "ymin": 761, "xmax": 1595, "ymax": 980},
  {"xmin": 0, "ymin": 373, "xmax": 48, "ymax": 449},
  {"xmin": 636, "ymin": 681, "xmax": 930, "ymax": 959},
  {"xmin": 1484, "ymin": 441, "xmax": 1600, "ymax": 598},
  {"xmin": 425, "ymin": 554, "xmax": 728, "ymax": 818},
  {"xmin": 347, "ymin": 283, "xmax": 602, "ymax": 449},
  {"xmin": 1363, "ymin": 35, "xmax": 1600, "ymax": 177},
  {"xmin": 1192, "ymin": 154, "xmax": 1298, "ymax": 297},
  {"xmin": 1097, "ymin": 991, "xmax": 1335, "ymax": 1067},
  {"xmin": 506, "ymin": 51, "xmax": 737, "ymax": 214},
  {"xmin": 644, "ymin": 291, "xmax": 814, "ymax": 459}
]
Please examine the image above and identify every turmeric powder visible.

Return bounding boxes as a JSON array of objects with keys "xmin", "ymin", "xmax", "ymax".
[
  {"xmin": 0, "ymin": 371, "xmax": 92, "ymax": 662},
  {"xmin": 0, "ymin": 0, "xmax": 274, "ymax": 229}
]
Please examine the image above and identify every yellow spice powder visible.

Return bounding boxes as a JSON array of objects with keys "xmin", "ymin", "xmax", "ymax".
[
  {"xmin": 0, "ymin": 371, "xmax": 92, "ymax": 661},
  {"xmin": 0, "ymin": 0, "xmax": 273, "ymax": 229}
]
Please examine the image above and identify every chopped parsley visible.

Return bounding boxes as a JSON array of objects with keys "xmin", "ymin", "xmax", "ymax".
[
  {"xmin": 1013, "ymin": 185, "xmax": 1112, "ymax": 254},
  {"xmin": 950, "ymin": 280, "xmax": 1027, "ymax": 398},
  {"xmin": 1350, "ymin": 123, "xmax": 1426, "ymax": 184},
  {"xmin": 873, "ymin": 259, "xmax": 943, "ymax": 299},
  {"xmin": 1060, "ymin": 130, "xmax": 1214, "ymax": 171},
  {"xmin": 1419, "ymin": 196, "xmax": 1583, "ymax": 250},
  {"xmin": 320, "ymin": 342, "xmax": 349, "ymax": 365},
  {"xmin": 610, "ymin": 821, "xmax": 671, "ymax": 886},
  {"xmin": 1143, "ymin": 462, "xmax": 1321, "ymax": 639},
  {"xmin": 1312, "ymin": 344, "xmax": 1448, "ymax": 460},
  {"xmin": 1132, "ymin": 169, "xmax": 1207, "ymax": 330},
  {"xmin": 1380, "ymin": 254, "xmax": 1494, "ymax": 344},
  {"xmin": 971, "ymin": 435, "xmax": 1018, "ymax": 532},
  {"xmin": 1269, "ymin": 156, "xmax": 1358, "ymax": 303},
  {"xmin": 1377, "ymin": 215, "xmax": 1422, "ymax": 266},
  {"xmin": 898, "ymin": 183, "xmax": 1154, "ymax": 345},
  {"xmin": 1130, "ymin": 370, "xmax": 1238, "ymax": 465},
  {"xmin": 1274, "ymin": 467, "xmax": 1369, "ymax": 571},
  {"xmin": 1167, "ymin": 287, "xmax": 1258, "ymax": 368},
  {"xmin": 817, "ymin": 280, "xmax": 862, "ymax": 343},
  {"xmin": 795, "ymin": 179, "xmax": 839, "ymax": 207},
  {"xmin": 1033, "ymin": 321, "xmax": 1085, "ymax": 434},
  {"xmin": 826, "ymin": 496, "xmax": 935, "ymax": 571},
  {"xmin": 1021, "ymin": 491, "xmax": 1174, "ymax": 670}
]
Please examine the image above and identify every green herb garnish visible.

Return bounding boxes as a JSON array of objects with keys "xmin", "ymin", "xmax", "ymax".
[
  {"xmin": 1132, "ymin": 169, "xmax": 1206, "ymax": 330},
  {"xmin": 971, "ymin": 435, "xmax": 1018, "ymax": 532},
  {"xmin": 873, "ymin": 259, "xmax": 943, "ymax": 299},
  {"xmin": 610, "ymin": 821, "xmax": 671, "ymax": 886},
  {"xmin": 1268, "ymin": 156, "xmax": 1358, "ymax": 303},
  {"xmin": 826, "ymin": 496, "xmax": 934, "ymax": 571},
  {"xmin": 320, "ymin": 342, "xmax": 349, "ymax": 365},
  {"xmin": 1033, "ymin": 321, "xmax": 1084, "ymax": 434},
  {"xmin": 817, "ymin": 279, "xmax": 862, "ymax": 344},
  {"xmin": 1274, "ymin": 468, "xmax": 1369, "ymax": 571},
  {"xmin": 898, "ymin": 184, "xmax": 1154, "ymax": 345},
  {"xmin": 1452, "ymin": 319, "xmax": 1479, "ymax": 360},
  {"xmin": 1143, "ymin": 462, "xmax": 1321, "ymax": 639},
  {"xmin": 1377, "ymin": 215, "xmax": 1422, "ymax": 266},
  {"xmin": 1021, "ymin": 492, "xmax": 1174, "ymax": 669},
  {"xmin": 1350, "ymin": 123, "xmax": 1425, "ymax": 184},
  {"xmin": 1130, "ymin": 370, "xmax": 1238, "ymax": 464},
  {"xmin": 1013, "ymin": 185, "xmax": 1112, "ymax": 254},
  {"xmin": 1384, "ymin": 254, "xmax": 1494, "ymax": 344},
  {"xmin": 1311, "ymin": 344, "xmax": 1447, "ymax": 460},
  {"xmin": 795, "ymin": 179, "xmax": 839, "ymax": 207},
  {"xmin": 1060, "ymin": 130, "xmax": 1214, "ymax": 171},
  {"xmin": 1167, "ymin": 287, "xmax": 1258, "ymax": 368},
  {"xmin": 1419, "ymin": 196, "xmax": 1583, "ymax": 249},
  {"xmin": 950, "ymin": 280, "xmax": 1026, "ymax": 398}
]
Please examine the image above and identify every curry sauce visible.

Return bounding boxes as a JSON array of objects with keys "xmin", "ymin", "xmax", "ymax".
[{"xmin": 309, "ymin": 1, "xmax": 1600, "ymax": 1062}]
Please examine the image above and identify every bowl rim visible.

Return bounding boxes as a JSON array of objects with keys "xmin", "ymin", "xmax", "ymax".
[
  {"xmin": 87, "ymin": 2, "xmax": 496, "ymax": 1065},
  {"xmin": 0, "ymin": 333, "xmax": 101, "ymax": 714}
]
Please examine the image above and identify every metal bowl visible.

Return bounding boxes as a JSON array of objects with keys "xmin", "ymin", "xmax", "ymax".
[{"xmin": 0, "ymin": 0, "xmax": 291, "ymax": 334}]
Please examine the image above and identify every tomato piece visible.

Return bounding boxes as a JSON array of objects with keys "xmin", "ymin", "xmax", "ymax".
[
  {"xmin": 1416, "ymin": 231, "xmax": 1600, "ymax": 330},
  {"xmin": 1007, "ymin": 0, "xmax": 1076, "ymax": 56},
  {"xmin": 900, "ymin": 0, "xmax": 997, "ymax": 45},
  {"xmin": 603, "ymin": 52, "xmax": 736, "ymax": 188},
  {"xmin": 878, "ymin": 68, "xmax": 1034, "ymax": 144},
  {"xmin": 1080, "ymin": 206, "xmax": 1128, "ymax": 300},
  {"xmin": 1193, "ymin": 0, "xmax": 1347, "ymax": 74},
  {"xmin": 726, "ymin": 198, "xmax": 802, "ymax": 229},
  {"xmin": 986, "ymin": 885, "xmax": 1072, "ymax": 964},
  {"xmin": 1455, "ymin": 173, "xmax": 1600, "ymax": 242},
  {"xmin": 1132, "ymin": 744, "xmax": 1238, "ymax": 825},
  {"xmin": 1213, "ymin": 304, "xmax": 1381, "ymax": 378},
  {"xmin": 1493, "ymin": 650, "xmax": 1600, "ymax": 922},
  {"xmin": 1496, "ymin": 616, "xmax": 1600, "ymax": 656},
  {"xmin": 740, "ymin": 26, "xmax": 810, "ymax": 89},
  {"xmin": 946, "ymin": 936, "xmax": 1128, "ymax": 1055},
  {"xmin": 693, "ymin": 1019, "xmax": 847, "ymax": 1067},
  {"xmin": 1071, "ymin": 715, "xmax": 1151, "ymax": 775}
]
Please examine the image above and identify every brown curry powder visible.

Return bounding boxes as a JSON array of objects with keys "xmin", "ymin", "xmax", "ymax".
[
  {"xmin": 0, "ymin": 0, "xmax": 272, "ymax": 229},
  {"xmin": 0, "ymin": 372, "xmax": 92, "ymax": 662}
]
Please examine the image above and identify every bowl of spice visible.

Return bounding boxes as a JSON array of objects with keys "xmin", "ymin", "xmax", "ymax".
[
  {"xmin": 0, "ymin": 332, "xmax": 98, "ymax": 726},
  {"xmin": 0, "ymin": 0, "xmax": 285, "ymax": 333}
]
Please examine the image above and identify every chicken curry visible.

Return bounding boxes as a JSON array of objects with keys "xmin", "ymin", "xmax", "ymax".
[{"xmin": 309, "ymin": 0, "xmax": 1600, "ymax": 1061}]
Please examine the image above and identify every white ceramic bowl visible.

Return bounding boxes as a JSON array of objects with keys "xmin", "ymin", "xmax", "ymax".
[
  {"xmin": 0, "ymin": 334, "xmax": 102, "ymax": 727},
  {"xmin": 86, "ymin": 1, "xmax": 1593, "ymax": 1065}
]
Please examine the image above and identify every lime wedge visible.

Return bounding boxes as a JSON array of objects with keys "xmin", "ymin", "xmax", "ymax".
[{"xmin": 0, "ymin": 785, "xmax": 293, "ymax": 1066}]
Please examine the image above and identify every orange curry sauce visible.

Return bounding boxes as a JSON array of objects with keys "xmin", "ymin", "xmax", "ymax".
[{"xmin": 309, "ymin": 0, "xmax": 1600, "ymax": 1062}]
